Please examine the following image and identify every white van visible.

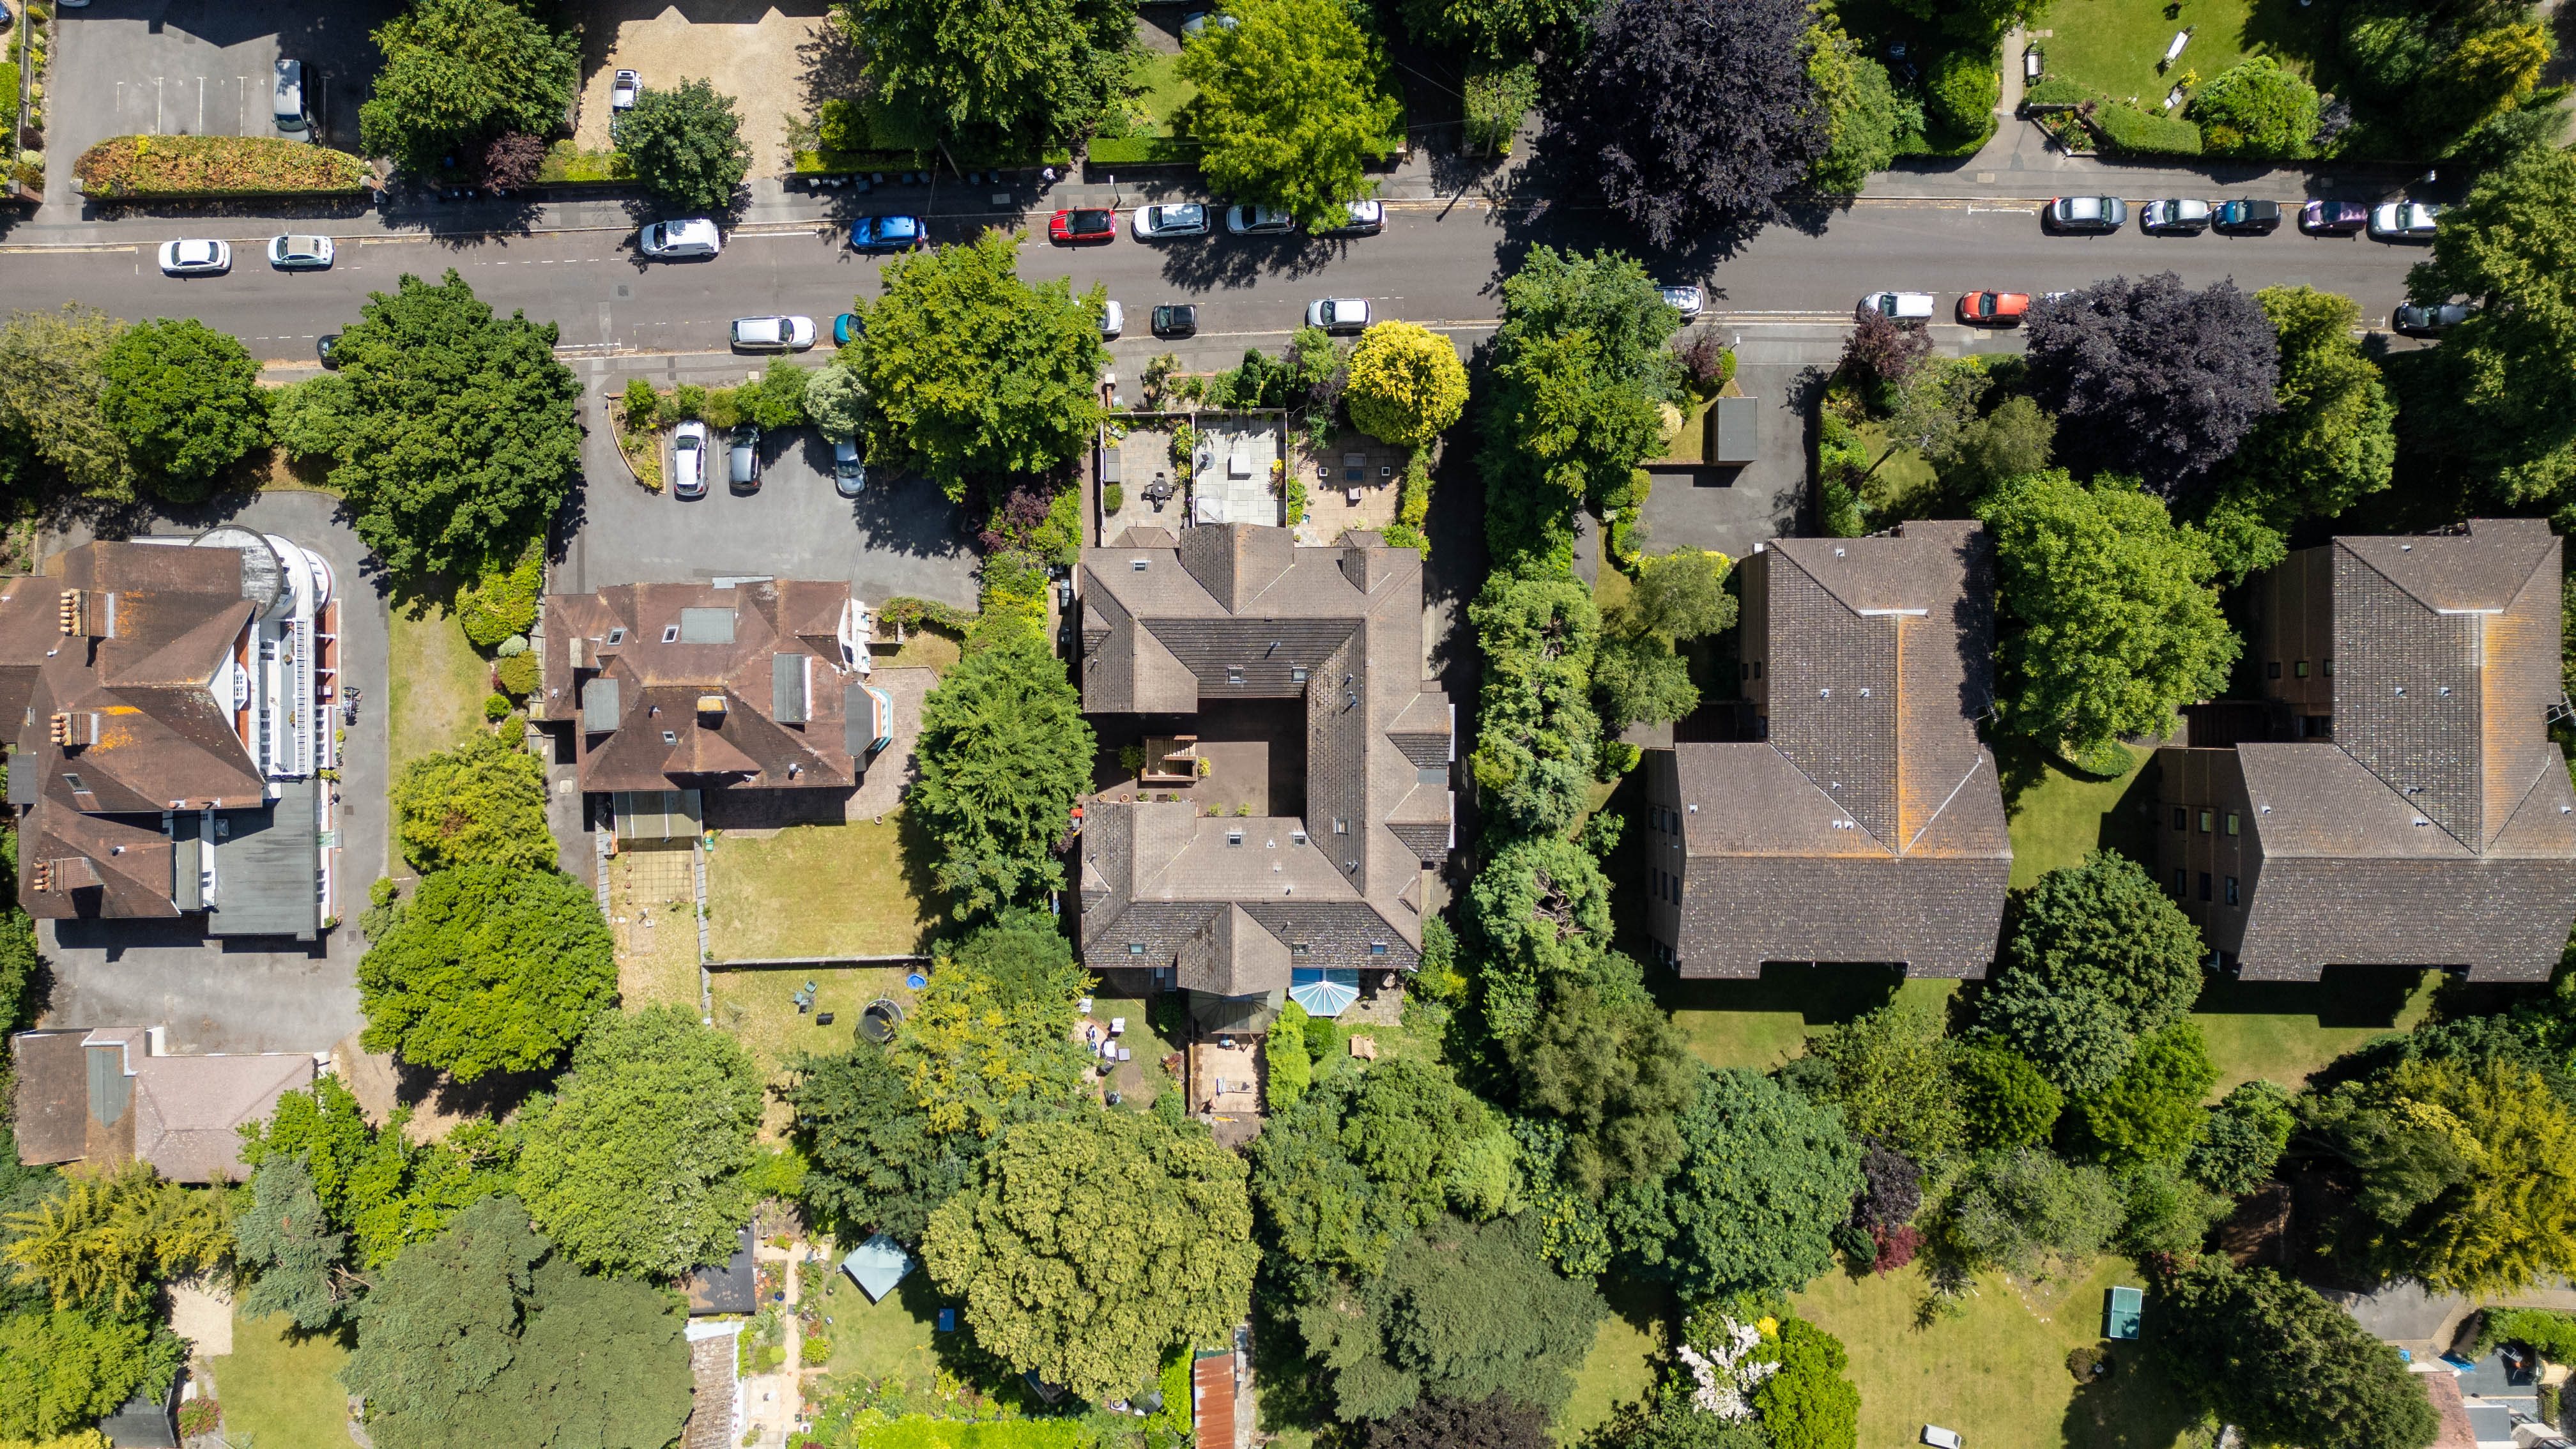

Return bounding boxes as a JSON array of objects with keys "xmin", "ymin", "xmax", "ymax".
[{"xmin": 273, "ymin": 59, "xmax": 310, "ymax": 135}]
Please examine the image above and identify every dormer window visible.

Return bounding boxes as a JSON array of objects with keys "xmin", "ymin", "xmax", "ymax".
[
  {"xmin": 1290, "ymin": 942, "xmax": 1310, "ymax": 955},
  {"xmin": 661, "ymin": 625, "xmax": 681, "ymax": 643},
  {"xmin": 662, "ymin": 731, "xmax": 677, "ymax": 744},
  {"xmin": 1227, "ymin": 666, "xmax": 1244, "ymax": 686},
  {"xmin": 1227, "ymin": 829, "xmax": 1244, "ymax": 846}
]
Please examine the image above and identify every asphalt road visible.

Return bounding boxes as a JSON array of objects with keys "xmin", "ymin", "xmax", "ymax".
[{"xmin": 5, "ymin": 196, "xmax": 2438, "ymax": 369}]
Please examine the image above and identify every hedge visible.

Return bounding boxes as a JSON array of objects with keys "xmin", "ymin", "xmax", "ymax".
[
  {"xmin": 2090, "ymin": 102, "xmax": 2204, "ymax": 156},
  {"xmin": 75, "ymin": 134, "xmax": 370, "ymax": 197},
  {"xmin": 1085, "ymin": 135, "xmax": 1204, "ymax": 165}
]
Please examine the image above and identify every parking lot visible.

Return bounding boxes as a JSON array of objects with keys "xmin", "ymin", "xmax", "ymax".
[{"xmin": 47, "ymin": 1, "xmax": 399, "ymax": 207}]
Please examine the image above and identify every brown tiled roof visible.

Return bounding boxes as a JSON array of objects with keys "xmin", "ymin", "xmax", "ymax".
[
  {"xmin": 8, "ymin": 1028, "xmax": 310, "ymax": 1182},
  {"xmin": 678, "ymin": 1331, "xmax": 738, "ymax": 1449},
  {"xmin": 10, "ymin": 1031, "xmax": 90, "ymax": 1165},
  {"xmin": 539, "ymin": 581, "xmax": 865, "ymax": 795}
]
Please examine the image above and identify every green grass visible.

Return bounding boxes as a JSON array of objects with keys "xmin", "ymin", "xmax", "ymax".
[
  {"xmin": 2003, "ymin": 742, "xmax": 2156, "ymax": 889},
  {"xmin": 1793, "ymin": 1255, "xmax": 2199, "ymax": 1449},
  {"xmin": 710, "ymin": 964, "xmax": 917, "ymax": 1092},
  {"xmin": 816, "ymin": 1255, "xmax": 946, "ymax": 1395},
  {"xmin": 1556, "ymin": 1276, "xmax": 1669, "ymax": 1445},
  {"xmin": 1128, "ymin": 50, "xmax": 1198, "ymax": 138},
  {"xmin": 1854, "ymin": 422, "xmax": 1943, "ymax": 523},
  {"xmin": 705, "ymin": 816, "xmax": 942, "ymax": 960},
  {"xmin": 216, "ymin": 1314, "xmax": 353, "ymax": 1449},
  {"xmin": 2193, "ymin": 967, "xmax": 2438, "ymax": 1095},
  {"xmin": 385, "ymin": 601, "xmax": 491, "ymax": 862},
  {"xmin": 1660, "ymin": 967, "xmax": 1959, "ymax": 1072},
  {"xmin": 2041, "ymin": 0, "xmax": 2267, "ymax": 111}
]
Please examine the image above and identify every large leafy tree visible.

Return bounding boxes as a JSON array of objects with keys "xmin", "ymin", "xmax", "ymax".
[
  {"xmin": 2023, "ymin": 273, "xmax": 2280, "ymax": 496},
  {"xmin": 1794, "ymin": 1002, "xmax": 1964, "ymax": 1166},
  {"xmin": 1466, "ymin": 579, "xmax": 1603, "ymax": 839},
  {"xmin": 2200, "ymin": 286, "xmax": 2395, "ymax": 581},
  {"xmin": 1514, "ymin": 972, "xmax": 1703, "ymax": 1197},
  {"xmin": 391, "ymin": 730, "xmax": 553, "ymax": 874},
  {"xmin": 1181, "ymin": 0, "xmax": 1402, "ymax": 229},
  {"xmin": 1976, "ymin": 852, "xmax": 2209, "ymax": 1095},
  {"xmin": 910, "ymin": 635, "xmax": 1094, "ymax": 918},
  {"xmin": 1467, "ymin": 832, "xmax": 1612, "ymax": 1035},
  {"xmin": 295, "ymin": 271, "xmax": 581, "ymax": 579},
  {"xmin": 341, "ymin": 1196, "xmax": 691, "ymax": 1449},
  {"xmin": 0, "ymin": 1164, "xmax": 229, "ymax": 1315},
  {"xmin": 783, "ymin": 1041, "xmax": 981, "ymax": 1245},
  {"xmin": 1805, "ymin": 17, "xmax": 1900, "ymax": 192},
  {"xmin": 617, "ymin": 78, "xmax": 753, "ymax": 214},
  {"xmin": 234, "ymin": 1158, "xmax": 357, "ymax": 1330},
  {"xmin": 2188, "ymin": 1080, "xmax": 2295, "ymax": 1195},
  {"xmin": 0, "ymin": 1307, "xmax": 182, "ymax": 1443},
  {"xmin": 238, "ymin": 1075, "xmax": 519, "ymax": 1270},
  {"xmin": 1548, "ymin": 0, "xmax": 1829, "ymax": 248},
  {"xmin": 2073, "ymin": 1022, "xmax": 2218, "ymax": 1168},
  {"xmin": 851, "ymin": 229, "xmax": 1107, "ymax": 500},
  {"xmin": 1606, "ymin": 1067, "xmax": 1862, "ymax": 1298},
  {"xmin": 923, "ymin": 1110, "xmax": 1259, "ymax": 1402},
  {"xmin": 1596, "ymin": 547, "xmax": 1736, "ymax": 733},
  {"xmin": 359, "ymin": 0, "xmax": 581, "ymax": 176},
  {"xmin": 843, "ymin": 0, "xmax": 1135, "ymax": 148},
  {"xmin": 356, "ymin": 862, "xmax": 617, "ymax": 1082},
  {"xmin": 0, "ymin": 304, "xmax": 129, "ymax": 499},
  {"xmin": 1934, "ymin": 1147, "xmax": 2122, "ymax": 1278},
  {"xmin": 1250, "ymin": 1057, "xmax": 1522, "ymax": 1276},
  {"xmin": 2188, "ymin": 56, "xmax": 2321, "ymax": 156},
  {"xmin": 96, "ymin": 318, "xmax": 265, "ymax": 498},
  {"xmin": 1954, "ymin": 1038, "xmax": 2064, "ymax": 1154},
  {"xmin": 2154, "ymin": 1259, "xmax": 2439, "ymax": 1449},
  {"xmin": 1361, "ymin": 1394, "xmax": 1551, "ymax": 1449},
  {"xmin": 516, "ymin": 1006, "xmax": 765, "ymax": 1280},
  {"xmin": 1979, "ymin": 471, "xmax": 2239, "ymax": 768},
  {"xmin": 1346, "ymin": 322, "xmax": 1468, "ymax": 449},
  {"xmin": 885, "ymin": 909, "xmax": 1095, "ymax": 1137}
]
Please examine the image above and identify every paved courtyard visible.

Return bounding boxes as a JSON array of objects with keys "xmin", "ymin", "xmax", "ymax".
[{"xmin": 572, "ymin": 0, "xmax": 832, "ymax": 173}]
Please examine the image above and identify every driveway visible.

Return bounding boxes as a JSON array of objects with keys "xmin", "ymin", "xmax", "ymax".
[
  {"xmin": 572, "ymin": 0, "xmax": 832, "ymax": 176},
  {"xmin": 558, "ymin": 355, "xmax": 979, "ymax": 609},
  {"xmin": 33, "ymin": 490, "xmax": 383, "ymax": 1056},
  {"xmin": 47, "ymin": 1, "xmax": 399, "ymax": 209},
  {"xmin": 1636, "ymin": 339, "xmax": 1817, "ymax": 560}
]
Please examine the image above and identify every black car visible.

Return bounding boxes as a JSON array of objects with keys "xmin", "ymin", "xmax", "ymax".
[
  {"xmin": 1152, "ymin": 303, "xmax": 1198, "ymax": 338},
  {"xmin": 2213, "ymin": 199, "xmax": 2281, "ymax": 234},
  {"xmin": 2393, "ymin": 301, "xmax": 2472, "ymax": 337},
  {"xmin": 317, "ymin": 334, "xmax": 340, "ymax": 368}
]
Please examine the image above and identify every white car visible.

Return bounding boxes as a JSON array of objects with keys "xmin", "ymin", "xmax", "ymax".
[
  {"xmin": 1860, "ymin": 291, "xmax": 1935, "ymax": 321},
  {"xmin": 267, "ymin": 234, "xmax": 334, "ymax": 270},
  {"xmin": 639, "ymin": 218, "xmax": 722, "ymax": 259},
  {"xmin": 612, "ymin": 68, "xmax": 641, "ymax": 110},
  {"xmin": 1131, "ymin": 203, "xmax": 1209, "ymax": 240},
  {"xmin": 157, "ymin": 238, "xmax": 231, "ymax": 275},
  {"xmin": 1307, "ymin": 298, "xmax": 1370, "ymax": 334},
  {"xmin": 730, "ymin": 315, "xmax": 816, "ymax": 351},
  {"xmin": 1326, "ymin": 199, "xmax": 1384, "ymax": 236},
  {"xmin": 2370, "ymin": 201, "xmax": 2441, "ymax": 240},
  {"xmin": 1226, "ymin": 204, "xmax": 1298, "ymax": 236},
  {"xmin": 1101, "ymin": 300, "xmax": 1125, "ymax": 339},
  {"xmin": 1661, "ymin": 285, "xmax": 1705, "ymax": 320},
  {"xmin": 670, "ymin": 421, "xmax": 710, "ymax": 499}
]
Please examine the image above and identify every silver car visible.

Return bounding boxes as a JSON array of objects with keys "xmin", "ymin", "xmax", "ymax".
[
  {"xmin": 834, "ymin": 440, "xmax": 868, "ymax": 497},
  {"xmin": 268, "ymin": 234, "xmax": 334, "ymax": 270},
  {"xmin": 1131, "ymin": 203, "xmax": 1209, "ymax": 240},
  {"xmin": 1326, "ymin": 199, "xmax": 1384, "ymax": 236},
  {"xmin": 1101, "ymin": 300, "xmax": 1125, "ymax": 340},
  {"xmin": 157, "ymin": 238, "xmax": 231, "ymax": 275},
  {"xmin": 2141, "ymin": 197, "xmax": 2214, "ymax": 233},
  {"xmin": 1660, "ymin": 285, "xmax": 1705, "ymax": 320},
  {"xmin": 730, "ymin": 315, "xmax": 816, "ymax": 352},
  {"xmin": 2370, "ymin": 201, "xmax": 2441, "ymax": 241},
  {"xmin": 1226, "ymin": 204, "xmax": 1298, "ymax": 236},
  {"xmin": 2046, "ymin": 195, "xmax": 2127, "ymax": 233},
  {"xmin": 1307, "ymin": 298, "xmax": 1370, "ymax": 334},
  {"xmin": 670, "ymin": 421, "xmax": 710, "ymax": 499}
]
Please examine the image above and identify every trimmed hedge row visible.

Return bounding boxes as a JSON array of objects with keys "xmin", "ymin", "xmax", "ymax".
[
  {"xmin": 2089, "ymin": 102, "xmax": 2205, "ymax": 157},
  {"xmin": 75, "ymin": 134, "xmax": 369, "ymax": 197}
]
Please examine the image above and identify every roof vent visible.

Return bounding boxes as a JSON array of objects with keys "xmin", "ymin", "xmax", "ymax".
[
  {"xmin": 2414, "ymin": 817, "xmax": 2430, "ymax": 826},
  {"xmin": 2400, "ymin": 543, "xmax": 2414, "ymax": 551},
  {"xmin": 1834, "ymin": 547, "xmax": 1846, "ymax": 558},
  {"xmin": 1819, "ymin": 687, "xmax": 1831, "ymax": 699}
]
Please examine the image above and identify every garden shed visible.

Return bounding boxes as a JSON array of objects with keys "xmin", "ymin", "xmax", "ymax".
[{"xmin": 1706, "ymin": 395, "xmax": 1760, "ymax": 466}]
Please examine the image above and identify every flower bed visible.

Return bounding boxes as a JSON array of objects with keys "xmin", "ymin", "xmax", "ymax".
[{"xmin": 75, "ymin": 134, "xmax": 369, "ymax": 198}]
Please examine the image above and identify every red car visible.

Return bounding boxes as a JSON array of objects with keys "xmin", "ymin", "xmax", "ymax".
[
  {"xmin": 1048, "ymin": 208, "xmax": 1117, "ymax": 244},
  {"xmin": 1958, "ymin": 290, "xmax": 2032, "ymax": 325}
]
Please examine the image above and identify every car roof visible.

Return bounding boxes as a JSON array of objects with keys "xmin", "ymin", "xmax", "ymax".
[{"xmin": 2063, "ymin": 196, "xmax": 2103, "ymax": 214}]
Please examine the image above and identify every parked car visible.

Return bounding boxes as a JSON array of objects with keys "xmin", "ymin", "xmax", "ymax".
[
  {"xmin": 1101, "ymin": 300, "xmax": 1125, "ymax": 339},
  {"xmin": 2370, "ymin": 201, "xmax": 2441, "ymax": 241},
  {"xmin": 834, "ymin": 440, "xmax": 868, "ymax": 496},
  {"xmin": 728, "ymin": 424, "xmax": 762, "ymax": 491},
  {"xmin": 1307, "ymin": 298, "xmax": 1371, "ymax": 334},
  {"xmin": 611, "ymin": 68, "xmax": 641, "ymax": 110},
  {"xmin": 832, "ymin": 313, "xmax": 862, "ymax": 347},
  {"xmin": 1049, "ymin": 208, "xmax": 1117, "ymax": 244},
  {"xmin": 1181, "ymin": 10, "xmax": 1239, "ymax": 35},
  {"xmin": 272, "ymin": 59, "xmax": 310, "ymax": 135},
  {"xmin": 157, "ymin": 238, "xmax": 231, "ymax": 275},
  {"xmin": 2213, "ymin": 198, "xmax": 2282, "ymax": 234},
  {"xmin": 2142, "ymin": 198, "xmax": 2214, "ymax": 233},
  {"xmin": 2045, "ymin": 195, "xmax": 2126, "ymax": 233},
  {"xmin": 1152, "ymin": 303, "xmax": 1199, "ymax": 337},
  {"xmin": 1132, "ymin": 203, "xmax": 1209, "ymax": 240},
  {"xmin": 1958, "ymin": 290, "xmax": 2030, "ymax": 325},
  {"xmin": 730, "ymin": 316, "xmax": 816, "ymax": 352},
  {"xmin": 2301, "ymin": 199, "xmax": 2370, "ymax": 234},
  {"xmin": 266, "ymin": 234, "xmax": 334, "ymax": 270},
  {"xmin": 316, "ymin": 334, "xmax": 340, "ymax": 368},
  {"xmin": 2393, "ymin": 300, "xmax": 2473, "ymax": 337},
  {"xmin": 1326, "ymin": 199, "xmax": 1385, "ymax": 236},
  {"xmin": 1661, "ymin": 285, "xmax": 1705, "ymax": 320},
  {"xmin": 1226, "ymin": 204, "xmax": 1298, "ymax": 236},
  {"xmin": 847, "ymin": 215, "xmax": 925, "ymax": 252},
  {"xmin": 671, "ymin": 421, "xmax": 710, "ymax": 499},
  {"xmin": 639, "ymin": 218, "xmax": 721, "ymax": 259},
  {"xmin": 1859, "ymin": 291, "xmax": 1935, "ymax": 321}
]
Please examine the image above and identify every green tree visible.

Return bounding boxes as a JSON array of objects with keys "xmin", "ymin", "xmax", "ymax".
[
  {"xmin": 1481, "ymin": 324, "xmax": 1669, "ymax": 514},
  {"xmin": 1754, "ymin": 1319, "xmax": 1861, "ymax": 1449},
  {"xmin": 884, "ymin": 910, "xmax": 1095, "ymax": 1138},
  {"xmin": 293, "ymin": 271, "xmax": 581, "ymax": 579},
  {"xmin": 746, "ymin": 358, "xmax": 811, "ymax": 431},
  {"xmin": 234, "ymin": 1158, "xmax": 356, "ymax": 1330},
  {"xmin": 1979, "ymin": 471, "xmax": 2239, "ymax": 769},
  {"xmin": 0, "ymin": 304, "xmax": 130, "ymax": 499},
  {"xmin": 356, "ymin": 863, "xmax": 617, "ymax": 1082},
  {"xmin": 2188, "ymin": 1079, "xmax": 2295, "ymax": 1195},
  {"xmin": 1181, "ymin": 0, "xmax": 1402, "ymax": 229},
  {"xmin": 1605, "ymin": 1068, "xmax": 1862, "ymax": 1298},
  {"xmin": 783, "ymin": 1041, "xmax": 981, "ymax": 1245},
  {"xmin": 0, "ymin": 1308, "xmax": 181, "ymax": 1443},
  {"xmin": 804, "ymin": 364, "xmax": 866, "ymax": 443},
  {"xmin": 1468, "ymin": 833, "xmax": 1613, "ymax": 1036},
  {"xmin": 1935, "ymin": 1148, "xmax": 2122, "ymax": 1278},
  {"xmin": 2074, "ymin": 1022, "xmax": 2218, "ymax": 1167},
  {"xmin": 852, "ymin": 229, "xmax": 1107, "ymax": 501},
  {"xmin": 2115, "ymin": 1158, "xmax": 2232, "ymax": 1257},
  {"xmin": 2153, "ymin": 1259, "xmax": 2439, "ymax": 1449},
  {"xmin": 1592, "ymin": 637, "xmax": 1698, "ymax": 732},
  {"xmin": 516, "ymin": 1007, "xmax": 765, "ymax": 1280},
  {"xmin": 1346, "ymin": 321, "xmax": 1468, "ymax": 448},
  {"xmin": 841, "ymin": 0, "xmax": 1135, "ymax": 148},
  {"xmin": 1888, "ymin": 0, "xmax": 2040, "ymax": 43},
  {"xmin": 391, "ymin": 730, "xmax": 553, "ymax": 874},
  {"xmin": 1805, "ymin": 19, "xmax": 1899, "ymax": 192},
  {"xmin": 1628, "ymin": 548, "xmax": 1736, "ymax": 640},
  {"xmin": 910, "ymin": 635, "xmax": 1095, "ymax": 918},
  {"xmin": 341, "ymin": 1197, "xmax": 691, "ymax": 1449},
  {"xmin": 1265, "ymin": 1000, "xmax": 1314, "ymax": 1111},
  {"xmin": 924, "ymin": 1110, "xmax": 1259, "ymax": 1401},
  {"xmin": 0, "ymin": 1164, "xmax": 229, "ymax": 1315},
  {"xmin": 1954, "ymin": 1038, "xmax": 2063, "ymax": 1154},
  {"xmin": 359, "ymin": 0, "xmax": 581, "ymax": 176},
  {"xmin": 1298, "ymin": 1211, "xmax": 1606, "ymax": 1422},
  {"xmin": 1466, "ymin": 579, "xmax": 1604, "ymax": 843},
  {"xmin": 2188, "ymin": 56, "xmax": 2320, "ymax": 155},
  {"xmin": 2202, "ymin": 286, "xmax": 2396, "ymax": 582},
  {"xmin": 237, "ymin": 1075, "xmax": 518, "ymax": 1270},
  {"xmin": 1795, "ymin": 1002, "xmax": 1964, "ymax": 1165},
  {"xmin": 95, "ymin": 318, "xmax": 264, "ymax": 498},
  {"xmin": 1360, "ymin": 1393, "xmax": 1552, "ymax": 1449},
  {"xmin": 1977, "ymin": 852, "xmax": 2209, "ymax": 1095},
  {"xmin": 616, "ymin": 77, "xmax": 751, "ymax": 213},
  {"xmin": 1398, "ymin": 0, "xmax": 1585, "ymax": 56},
  {"xmin": 1250, "ymin": 1056, "xmax": 1522, "ymax": 1276},
  {"xmin": 1515, "ymin": 973, "xmax": 1703, "ymax": 1197},
  {"xmin": 1938, "ymin": 394, "xmax": 2057, "ymax": 501}
]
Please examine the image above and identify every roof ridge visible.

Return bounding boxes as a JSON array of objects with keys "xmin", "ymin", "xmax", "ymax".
[
  {"xmin": 1900, "ymin": 749, "xmax": 1991, "ymax": 855},
  {"xmin": 1771, "ymin": 742, "xmax": 1895, "ymax": 854},
  {"xmin": 2329, "ymin": 741, "xmax": 2480, "ymax": 855}
]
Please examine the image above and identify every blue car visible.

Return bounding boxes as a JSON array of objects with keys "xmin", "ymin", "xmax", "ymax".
[
  {"xmin": 832, "ymin": 312, "xmax": 862, "ymax": 346},
  {"xmin": 848, "ymin": 215, "xmax": 924, "ymax": 252}
]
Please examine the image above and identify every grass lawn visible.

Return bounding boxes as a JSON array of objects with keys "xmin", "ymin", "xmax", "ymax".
[
  {"xmin": 709, "ymin": 964, "xmax": 918, "ymax": 1109},
  {"xmin": 385, "ymin": 600, "xmax": 489, "ymax": 810},
  {"xmin": 2041, "ymin": 0, "xmax": 2267, "ymax": 110},
  {"xmin": 1660, "ymin": 966, "xmax": 1958, "ymax": 1072},
  {"xmin": 705, "ymin": 815, "xmax": 942, "ymax": 960},
  {"xmin": 1128, "ymin": 50, "xmax": 1198, "ymax": 138},
  {"xmin": 606, "ymin": 848, "xmax": 703, "ymax": 1012},
  {"xmin": 1087, "ymin": 993, "xmax": 1182, "ymax": 1107},
  {"xmin": 880, "ymin": 627, "xmax": 962, "ymax": 675},
  {"xmin": 2004, "ymin": 741, "xmax": 2156, "ymax": 889},
  {"xmin": 1794, "ymin": 1255, "xmax": 2199, "ymax": 1449},
  {"xmin": 816, "ymin": 1255, "xmax": 946, "ymax": 1397},
  {"xmin": 1556, "ymin": 1275, "xmax": 1669, "ymax": 1445},
  {"xmin": 2193, "ymin": 966, "xmax": 2437, "ymax": 1094},
  {"xmin": 1855, "ymin": 423, "xmax": 1943, "ymax": 523},
  {"xmin": 215, "ymin": 1313, "xmax": 352, "ymax": 1449}
]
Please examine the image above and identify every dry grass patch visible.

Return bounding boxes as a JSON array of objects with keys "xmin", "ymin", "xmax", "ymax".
[{"xmin": 705, "ymin": 816, "xmax": 940, "ymax": 961}]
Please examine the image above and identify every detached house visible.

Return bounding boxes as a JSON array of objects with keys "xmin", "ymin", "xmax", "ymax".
[
  {"xmin": 0, "ymin": 530, "xmax": 341, "ymax": 939},
  {"xmin": 1641, "ymin": 521, "xmax": 2011, "ymax": 977},
  {"xmin": 12, "ymin": 1026, "xmax": 316, "ymax": 1183},
  {"xmin": 2158, "ymin": 519, "xmax": 2576, "ymax": 981},
  {"xmin": 1076, "ymin": 524, "xmax": 1452, "ymax": 1031}
]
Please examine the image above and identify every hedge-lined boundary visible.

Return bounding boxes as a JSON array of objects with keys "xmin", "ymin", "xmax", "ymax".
[
  {"xmin": 2024, "ymin": 77, "xmax": 2205, "ymax": 158},
  {"xmin": 75, "ymin": 134, "xmax": 369, "ymax": 198}
]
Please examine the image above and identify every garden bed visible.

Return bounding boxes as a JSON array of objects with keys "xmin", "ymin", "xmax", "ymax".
[
  {"xmin": 74, "ymin": 134, "xmax": 369, "ymax": 198},
  {"xmin": 8, "ymin": 3, "xmax": 52, "ymax": 201}
]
